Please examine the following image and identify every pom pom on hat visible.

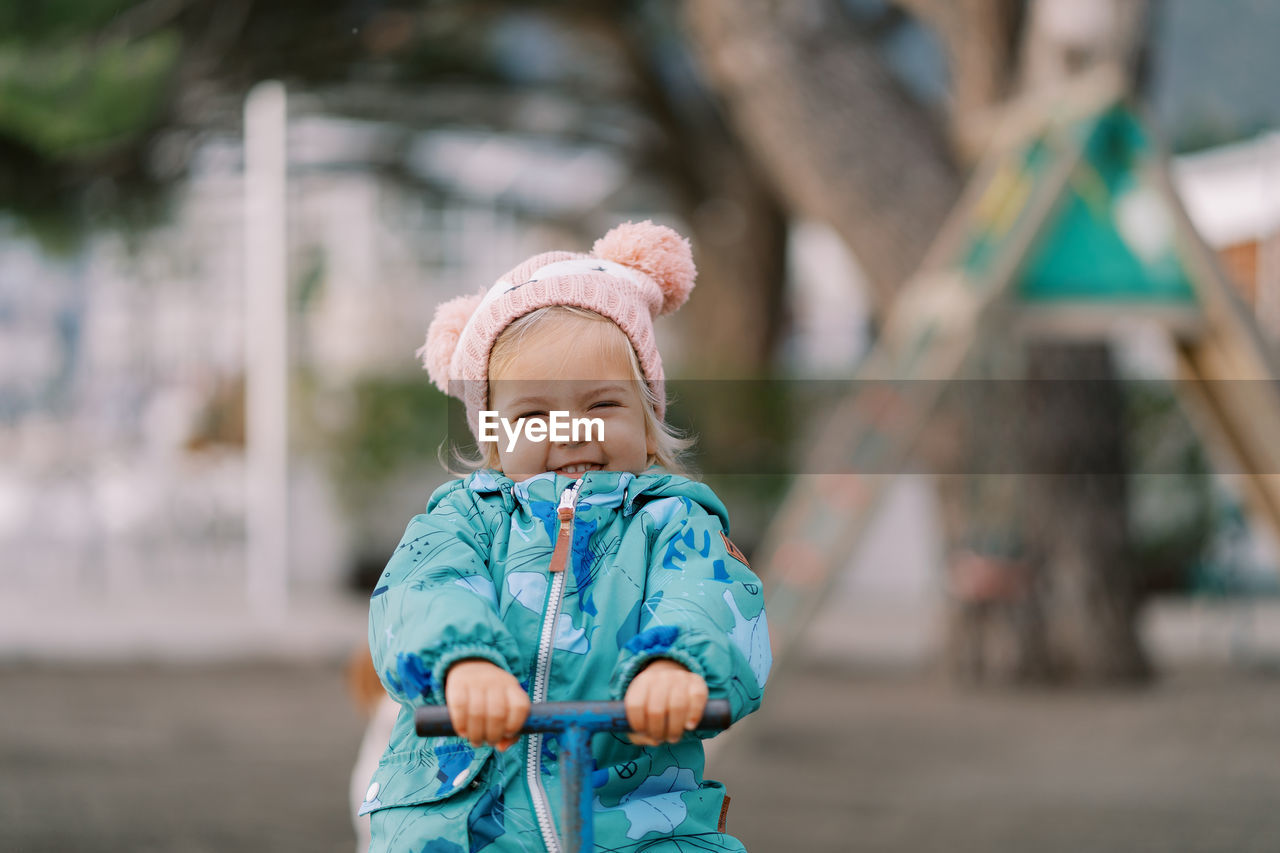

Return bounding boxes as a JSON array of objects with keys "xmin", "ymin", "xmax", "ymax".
[
  {"xmin": 592, "ymin": 220, "xmax": 695, "ymax": 316},
  {"xmin": 417, "ymin": 289, "xmax": 483, "ymax": 393}
]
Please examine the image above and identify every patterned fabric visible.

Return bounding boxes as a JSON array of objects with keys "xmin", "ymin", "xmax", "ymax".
[{"xmin": 365, "ymin": 468, "xmax": 771, "ymax": 851}]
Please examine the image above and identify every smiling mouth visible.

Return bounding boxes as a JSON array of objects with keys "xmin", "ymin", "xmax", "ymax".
[{"xmin": 556, "ymin": 463, "xmax": 602, "ymax": 476}]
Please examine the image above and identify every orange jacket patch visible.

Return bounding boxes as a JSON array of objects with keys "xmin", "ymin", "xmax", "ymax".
[{"xmin": 721, "ymin": 531, "xmax": 750, "ymax": 567}]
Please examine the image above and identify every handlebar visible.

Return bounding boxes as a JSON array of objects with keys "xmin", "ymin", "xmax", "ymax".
[{"xmin": 415, "ymin": 698, "xmax": 733, "ymax": 738}]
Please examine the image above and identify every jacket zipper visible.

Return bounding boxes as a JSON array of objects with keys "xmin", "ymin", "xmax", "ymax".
[{"xmin": 527, "ymin": 478, "xmax": 580, "ymax": 853}]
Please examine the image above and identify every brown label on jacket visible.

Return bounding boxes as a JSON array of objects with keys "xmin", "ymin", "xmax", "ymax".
[{"xmin": 721, "ymin": 531, "xmax": 749, "ymax": 567}]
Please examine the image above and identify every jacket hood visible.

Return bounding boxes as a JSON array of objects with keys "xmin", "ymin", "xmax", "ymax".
[{"xmin": 453, "ymin": 467, "xmax": 730, "ymax": 532}]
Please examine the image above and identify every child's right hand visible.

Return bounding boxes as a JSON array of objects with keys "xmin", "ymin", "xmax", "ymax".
[{"xmin": 443, "ymin": 659, "xmax": 531, "ymax": 751}]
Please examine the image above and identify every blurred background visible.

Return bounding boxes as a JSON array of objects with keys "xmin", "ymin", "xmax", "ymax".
[{"xmin": 3, "ymin": 0, "xmax": 1280, "ymax": 850}]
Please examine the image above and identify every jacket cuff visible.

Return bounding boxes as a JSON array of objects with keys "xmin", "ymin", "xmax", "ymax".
[
  {"xmin": 610, "ymin": 646, "xmax": 707, "ymax": 700},
  {"xmin": 431, "ymin": 644, "xmax": 515, "ymax": 705}
]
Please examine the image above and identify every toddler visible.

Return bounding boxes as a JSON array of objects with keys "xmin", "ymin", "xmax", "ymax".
[{"xmin": 361, "ymin": 221, "xmax": 771, "ymax": 852}]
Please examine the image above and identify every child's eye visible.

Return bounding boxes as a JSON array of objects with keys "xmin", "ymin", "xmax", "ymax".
[
  {"xmin": 590, "ymin": 401, "xmax": 619, "ymax": 410},
  {"xmin": 518, "ymin": 411, "xmax": 548, "ymax": 420}
]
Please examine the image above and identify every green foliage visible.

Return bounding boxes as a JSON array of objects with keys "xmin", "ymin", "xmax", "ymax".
[
  {"xmin": 0, "ymin": 1, "xmax": 182, "ymax": 249},
  {"xmin": 0, "ymin": 32, "xmax": 179, "ymax": 159},
  {"xmin": 326, "ymin": 374, "xmax": 452, "ymax": 512},
  {"xmin": 0, "ymin": 0, "xmax": 139, "ymax": 41}
]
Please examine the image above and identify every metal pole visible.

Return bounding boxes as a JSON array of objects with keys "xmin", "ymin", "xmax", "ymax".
[
  {"xmin": 560, "ymin": 725, "xmax": 593, "ymax": 853},
  {"xmin": 243, "ymin": 80, "xmax": 289, "ymax": 618}
]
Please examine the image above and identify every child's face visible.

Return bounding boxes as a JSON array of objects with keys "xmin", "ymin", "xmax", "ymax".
[{"xmin": 487, "ymin": 319, "xmax": 654, "ymax": 482}]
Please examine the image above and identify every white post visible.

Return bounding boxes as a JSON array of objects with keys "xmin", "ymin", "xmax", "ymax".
[{"xmin": 243, "ymin": 81, "xmax": 289, "ymax": 618}]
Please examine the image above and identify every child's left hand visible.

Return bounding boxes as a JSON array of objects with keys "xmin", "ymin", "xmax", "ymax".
[{"xmin": 623, "ymin": 659, "xmax": 709, "ymax": 745}]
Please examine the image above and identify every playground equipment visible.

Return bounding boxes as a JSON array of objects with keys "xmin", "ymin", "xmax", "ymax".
[
  {"xmin": 754, "ymin": 67, "xmax": 1280, "ymax": 676},
  {"xmin": 415, "ymin": 699, "xmax": 733, "ymax": 853}
]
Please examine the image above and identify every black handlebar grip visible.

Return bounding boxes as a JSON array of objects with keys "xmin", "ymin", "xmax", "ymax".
[
  {"xmin": 415, "ymin": 699, "xmax": 733, "ymax": 738},
  {"xmin": 414, "ymin": 705, "xmax": 456, "ymax": 737},
  {"xmin": 697, "ymin": 698, "xmax": 732, "ymax": 731}
]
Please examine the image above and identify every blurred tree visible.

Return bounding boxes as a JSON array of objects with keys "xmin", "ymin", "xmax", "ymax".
[
  {"xmin": 0, "ymin": 0, "xmax": 182, "ymax": 249},
  {"xmin": 684, "ymin": 0, "xmax": 1163, "ymax": 682},
  {"xmin": 0, "ymin": 0, "xmax": 789, "ymax": 372},
  {"xmin": 0, "ymin": 0, "xmax": 796, "ymax": 569},
  {"xmin": 0, "ymin": 0, "xmax": 1194, "ymax": 680}
]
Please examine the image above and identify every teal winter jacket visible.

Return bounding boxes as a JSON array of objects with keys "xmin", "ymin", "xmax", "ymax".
[{"xmin": 362, "ymin": 467, "xmax": 771, "ymax": 852}]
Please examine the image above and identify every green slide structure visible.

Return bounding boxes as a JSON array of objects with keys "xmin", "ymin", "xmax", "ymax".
[{"xmin": 754, "ymin": 69, "xmax": 1280, "ymax": 677}]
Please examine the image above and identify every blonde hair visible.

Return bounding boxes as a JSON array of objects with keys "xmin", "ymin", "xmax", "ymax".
[{"xmin": 444, "ymin": 306, "xmax": 695, "ymax": 478}]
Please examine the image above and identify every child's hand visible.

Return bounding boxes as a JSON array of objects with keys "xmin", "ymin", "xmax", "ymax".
[
  {"xmin": 624, "ymin": 659, "xmax": 709, "ymax": 745},
  {"xmin": 444, "ymin": 659, "xmax": 530, "ymax": 751}
]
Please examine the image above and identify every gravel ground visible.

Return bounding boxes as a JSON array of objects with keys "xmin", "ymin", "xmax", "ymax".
[
  {"xmin": 713, "ymin": 662, "xmax": 1280, "ymax": 853},
  {"xmin": 3, "ymin": 659, "xmax": 1279, "ymax": 852},
  {"xmin": 0, "ymin": 662, "xmax": 365, "ymax": 853}
]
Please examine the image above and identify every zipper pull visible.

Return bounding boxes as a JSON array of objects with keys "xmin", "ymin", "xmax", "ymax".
[{"xmin": 547, "ymin": 481, "xmax": 580, "ymax": 574}]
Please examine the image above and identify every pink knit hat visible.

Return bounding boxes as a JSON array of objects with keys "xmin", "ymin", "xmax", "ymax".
[{"xmin": 417, "ymin": 220, "xmax": 696, "ymax": 435}]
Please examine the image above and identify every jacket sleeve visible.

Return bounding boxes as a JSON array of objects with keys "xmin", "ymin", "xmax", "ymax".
[
  {"xmin": 368, "ymin": 481, "xmax": 523, "ymax": 708},
  {"xmin": 610, "ymin": 496, "xmax": 772, "ymax": 722}
]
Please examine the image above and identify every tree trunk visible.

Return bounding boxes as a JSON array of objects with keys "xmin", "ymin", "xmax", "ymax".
[
  {"xmin": 1021, "ymin": 343, "xmax": 1152, "ymax": 681},
  {"xmin": 677, "ymin": 167, "xmax": 790, "ymax": 375},
  {"xmin": 1011, "ymin": 0, "xmax": 1153, "ymax": 683},
  {"xmin": 604, "ymin": 13, "xmax": 790, "ymax": 375}
]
